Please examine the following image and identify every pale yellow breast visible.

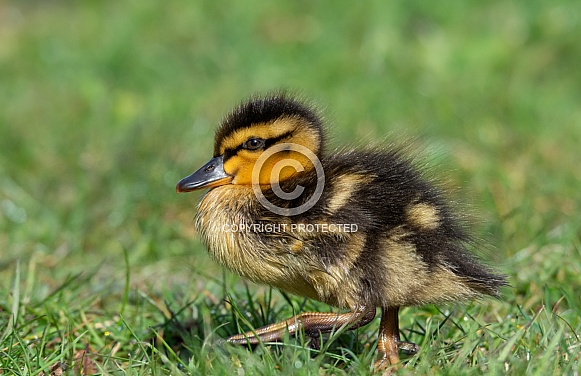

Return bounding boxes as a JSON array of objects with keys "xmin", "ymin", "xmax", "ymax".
[
  {"xmin": 195, "ymin": 186, "xmax": 322, "ymax": 299},
  {"xmin": 194, "ymin": 185, "xmax": 361, "ymax": 309}
]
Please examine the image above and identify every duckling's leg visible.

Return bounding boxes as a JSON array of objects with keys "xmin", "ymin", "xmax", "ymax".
[
  {"xmin": 227, "ymin": 305, "xmax": 376, "ymax": 346},
  {"xmin": 374, "ymin": 306, "xmax": 419, "ymax": 370}
]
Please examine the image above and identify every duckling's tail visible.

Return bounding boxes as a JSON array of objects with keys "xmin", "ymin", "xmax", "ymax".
[{"xmin": 446, "ymin": 249, "xmax": 509, "ymax": 297}]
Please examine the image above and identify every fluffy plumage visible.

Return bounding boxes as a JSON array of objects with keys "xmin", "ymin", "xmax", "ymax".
[{"xmin": 177, "ymin": 93, "xmax": 507, "ymax": 370}]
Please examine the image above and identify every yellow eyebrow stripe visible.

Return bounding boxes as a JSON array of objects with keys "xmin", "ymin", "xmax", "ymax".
[{"xmin": 218, "ymin": 118, "xmax": 297, "ymax": 155}]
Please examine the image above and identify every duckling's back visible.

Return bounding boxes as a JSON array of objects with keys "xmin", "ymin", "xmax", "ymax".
[
  {"xmin": 195, "ymin": 146, "xmax": 506, "ymax": 310},
  {"xmin": 307, "ymin": 148, "xmax": 507, "ymax": 309}
]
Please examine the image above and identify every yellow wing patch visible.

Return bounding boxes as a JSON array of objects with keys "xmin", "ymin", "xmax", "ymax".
[
  {"xmin": 326, "ymin": 174, "xmax": 373, "ymax": 214},
  {"xmin": 406, "ymin": 202, "xmax": 440, "ymax": 230}
]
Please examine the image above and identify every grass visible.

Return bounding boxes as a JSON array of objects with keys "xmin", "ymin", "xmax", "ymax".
[{"xmin": 1, "ymin": 0, "xmax": 580, "ymax": 374}]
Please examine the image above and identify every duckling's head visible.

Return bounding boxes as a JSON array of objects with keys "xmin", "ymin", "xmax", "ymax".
[{"xmin": 177, "ymin": 94, "xmax": 324, "ymax": 192}]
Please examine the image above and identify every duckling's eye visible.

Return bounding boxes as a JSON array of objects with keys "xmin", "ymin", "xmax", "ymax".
[{"xmin": 243, "ymin": 138, "xmax": 265, "ymax": 151}]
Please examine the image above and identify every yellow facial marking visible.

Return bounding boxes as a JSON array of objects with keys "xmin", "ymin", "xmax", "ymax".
[
  {"xmin": 223, "ymin": 154, "xmax": 248, "ymax": 181},
  {"xmin": 218, "ymin": 117, "xmax": 321, "ymax": 186},
  {"xmin": 223, "ymin": 150, "xmax": 313, "ymax": 185},
  {"xmin": 283, "ymin": 132, "xmax": 320, "ymax": 157},
  {"xmin": 219, "ymin": 118, "xmax": 297, "ymax": 155},
  {"xmin": 406, "ymin": 203, "xmax": 440, "ymax": 230}
]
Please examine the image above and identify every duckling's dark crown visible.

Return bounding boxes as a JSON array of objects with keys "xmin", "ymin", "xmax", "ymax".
[{"xmin": 214, "ymin": 94, "xmax": 324, "ymax": 156}]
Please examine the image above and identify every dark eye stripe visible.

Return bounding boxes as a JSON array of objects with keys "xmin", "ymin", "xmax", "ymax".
[
  {"xmin": 223, "ymin": 130, "xmax": 295, "ymax": 161},
  {"xmin": 263, "ymin": 130, "xmax": 294, "ymax": 148}
]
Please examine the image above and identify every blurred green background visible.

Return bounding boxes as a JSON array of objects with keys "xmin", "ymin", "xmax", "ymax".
[{"xmin": 1, "ymin": 0, "xmax": 580, "ymax": 374}]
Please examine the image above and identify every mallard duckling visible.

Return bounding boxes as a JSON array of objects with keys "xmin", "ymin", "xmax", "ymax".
[{"xmin": 176, "ymin": 94, "xmax": 507, "ymax": 370}]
